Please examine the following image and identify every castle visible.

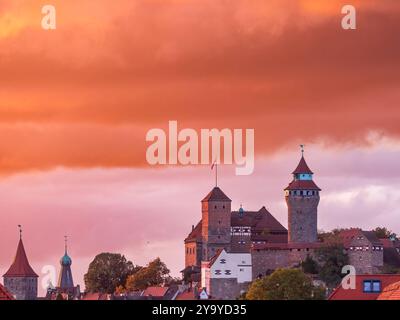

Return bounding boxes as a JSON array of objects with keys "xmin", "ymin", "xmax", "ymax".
[{"xmin": 184, "ymin": 151, "xmax": 392, "ymax": 299}]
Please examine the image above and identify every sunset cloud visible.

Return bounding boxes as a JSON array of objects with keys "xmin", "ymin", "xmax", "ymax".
[{"xmin": 0, "ymin": 1, "xmax": 399, "ymax": 173}]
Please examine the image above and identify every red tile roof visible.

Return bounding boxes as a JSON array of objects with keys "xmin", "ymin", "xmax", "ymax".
[
  {"xmin": 3, "ymin": 239, "xmax": 38, "ymax": 278},
  {"xmin": 285, "ymin": 180, "xmax": 321, "ymax": 191},
  {"xmin": 204, "ymin": 249, "xmax": 224, "ymax": 268},
  {"xmin": 377, "ymin": 281, "xmax": 400, "ymax": 300},
  {"xmin": 186, "ymin": 207, "xmax": 288, "ymax": 243},
  {"xmin": 292, "ymin": 156, "xmax": 313, "ymax": 174},
  {"xmin": 328, "ymin": 275, "xmax": 400, "ymax": 300},
  {"xmin": 142, "ymin": 287, "xmax": 169, "ymax": 297},
  {"xmin": 231, "ymin": 207, "xmax": 288, "ymax": 235},
  {"xmin": 337, "ymin": 229, "xmax": 382, "ymax": 248},
  {"xmin": 202, "ymin": 187, "xmax": 231, "ymax": 202},
  {"xmin": 0, "ymin": 283, "xmax": 14, "ymax": 300},
  {"xmin": 176, "ymin": 289, "xmax": 198, "ymax": 300},
  {"xmin": 185, "ymin": 220, "xmax": 202, "ymax": 243}
]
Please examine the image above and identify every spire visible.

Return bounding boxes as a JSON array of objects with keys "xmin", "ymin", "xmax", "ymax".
[
  {"xmin": 58, "ymin": 237, "xmax": 74, "ymax": 289},
  {"xmin": 292, "ymin": 146, "xmax": 314, "ymax": 175},
  {"xmin": 64, "ymin": 235, "xmax": 68, "ymax": 254},
  {"xmin": 3, "ymin": 227, "xmax": 38, "ymax": 278}
]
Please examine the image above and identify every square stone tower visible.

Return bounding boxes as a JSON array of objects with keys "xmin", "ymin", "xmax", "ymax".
[{"xmin": 201, "ymin": 187, "xmax": 232, "ymax": 260}]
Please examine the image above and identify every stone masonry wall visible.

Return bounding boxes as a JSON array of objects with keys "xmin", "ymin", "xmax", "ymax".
[{"xmin": 4, "ymin": 277, "xmax": 37, "ymax": 300}]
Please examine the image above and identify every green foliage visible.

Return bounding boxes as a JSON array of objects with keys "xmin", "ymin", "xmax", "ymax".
[
  {"xmin": 84, "ymin": 253, "xmax": 140, "ymax": 294},
  {"xmin": 316, "ymin": 243, "xmax": 349, "ymax": 288},
  {"xmin": 373, "ymin": 227, "xmax": 397, "ymax": 240},
  {"xmin": 125, "ymin": 257, "xmax": 170, "ymax": 291},
  {"xmin": 301, "ymin": 255, "xmax": 319, "ymax": 274},
  {"xmin": 245, "ymin": 268, "xmax": 325, "ymax": 300}
]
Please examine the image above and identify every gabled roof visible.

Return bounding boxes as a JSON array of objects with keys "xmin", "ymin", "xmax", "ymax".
[
  {"xmin": 176, "ymin": 288, "xmax": 198, "ymax": 300},
  {"xmin": 0, "ymin": 283, "xmax": 14, "ymax": 300},
  {"xmin": 337, "ymin": 229, "xmax": 382, "ymax": 248},
  {"xmin": 292, "ymin": 156, "xmax": 313, "ymax": 174},
  {"xmin": 329, "ymin": 274, "xmax": 400, "ymax": 300},
  {"xmin": 3, "ymin": 239, "xmax": 38, "ymax": 278},
  {"xmin": 206, "ymin": 249, "xmax": 224, "ymax": 268},
  {"xmin": 231, "ymin": 207, "xmax": 287, "ymax": 233},
  {"xmin": 142, "ymin": 287, "xmax": 169, "ymax": 297},
  {"xmin": 202, "ymin": 187, "xmax": 231, "ymax": 202},
  {"xmin": 184, "ymin": 220, "xmax": 202, "ymax": 243},
  {"xmin": 377, "ymin": 281, "xmax": 400, "ymax": 300}
]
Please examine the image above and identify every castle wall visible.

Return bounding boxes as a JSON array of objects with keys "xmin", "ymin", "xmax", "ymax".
[
  {"xmin": 208, "ymin": 278, "xmax": 249, "ymax": 300},
  {"xmin": 4, "ymin": 277, "xmax": 37, "ymax": 300},
  {"xmin": 252, "ymin": 249, "xmax": 289, "ymax": 278},
  {"xmin": 347, "ymin": 238, "xmax": 384, "ymax": 274}
]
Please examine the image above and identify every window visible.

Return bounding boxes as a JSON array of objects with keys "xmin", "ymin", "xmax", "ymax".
[
  {"xmin": 363, "ymin": 280, "xmax": 381, "ymax": 293},
  {"xmin": 225, "ymin": 270, "xmax": 232, "ymax": 275},
  {"xmin": 239, "ymin": 268, "xmax": 244, "ymax": 272},
  {"xmin": 363, "ymin": 281, "xmax": 372, "ymax": 292},
  {"xmin": 215, "ymin": 270, "xmax": 222, "ymax": 275},
  {"xmin": 373, "ymin": 281, "xmax": 381, "ymax": 292},
  {"xmin": 220, "ymin": 259, "xmax": 226, "ymax": 264}
]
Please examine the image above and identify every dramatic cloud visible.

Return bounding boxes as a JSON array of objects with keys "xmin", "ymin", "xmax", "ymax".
[{"xmin": 0, "ymin": 0, "xmax": 399, "ymax": 173}]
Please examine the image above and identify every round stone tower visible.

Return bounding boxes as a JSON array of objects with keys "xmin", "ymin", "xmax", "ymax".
[
  {"xmin": 3, "ymin": 227, "xmax": 38, "ymax": 300},
  {"xmin": 285, "ymin": 149, "xmax": 321, "ymax": 243}
]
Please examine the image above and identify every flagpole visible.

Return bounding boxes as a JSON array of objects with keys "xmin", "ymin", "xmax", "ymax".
[{"xmin": 215, "ymin": 162, "xmax": 218, "ymax": 187}]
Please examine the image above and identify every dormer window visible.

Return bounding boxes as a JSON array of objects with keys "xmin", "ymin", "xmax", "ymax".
[{"xmin": 363, "ymin": 280, "xmax": 381, "ymax": 293}]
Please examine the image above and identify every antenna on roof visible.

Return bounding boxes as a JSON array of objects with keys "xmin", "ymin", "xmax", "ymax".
[{"xmin": 18, "ymin": 225, "xmax": 22, "ymax": 239}]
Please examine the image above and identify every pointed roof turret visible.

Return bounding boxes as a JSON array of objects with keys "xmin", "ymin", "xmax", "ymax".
[
  {"xmin": 292, "ymin": 156, "xmax": 314, "ymax": 175},
  {"xmin": 285, "ymin": 146, "xmax": 321, "ymax": 191},
  {"xmin": 3, "ymin": 238, "xmax": 38, "ymax": 278},
  {"xmin": 201, "ymin": 187, "xmax": 231, "ymax": 202}
]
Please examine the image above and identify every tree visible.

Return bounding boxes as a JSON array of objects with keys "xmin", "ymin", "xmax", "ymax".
[
  {"xmin": 84, "ymin": 253, "xmax": 140, "ymax": 294},
  {"xmin": 316, "ymin": 243, "xmax": 349, "ymax": 288},
  {"xmin": 373, "ymin": 227, "xmax": 397, "ymax": 240},
  {"xmin": 245, "ymin": 268, "xmax": 325, "ymax": 300},
  {"xmin": 126, "ymin": 257, "xmax": 170, "ymax": 291},
  {"xmin": 301, "ymin": 255, "xmax": 319, "ymax": 274}
]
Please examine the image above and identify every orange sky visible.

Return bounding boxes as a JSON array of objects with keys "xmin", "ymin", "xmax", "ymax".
[
  {"xmin": 1, "ymin": 0, "xmax": 400, "ymax": 295},
  {"xmin": 0, "ymin": 0, "xmax": 400, "ymax": 174}
]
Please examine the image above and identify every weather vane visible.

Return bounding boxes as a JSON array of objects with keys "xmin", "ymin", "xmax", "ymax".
[
  {"xmin": 300, "ymin": 144, "xmax": 305, "ymax": 156},
  {"xmin": 18, "ymin": 224, "xmax": 22, "ymax": 239},
  {"xmin": 64, "ymin": 235, "xmax": 68, "ymax": 253}
]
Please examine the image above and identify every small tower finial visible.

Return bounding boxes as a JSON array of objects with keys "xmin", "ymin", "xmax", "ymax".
[
  {"xmin": 64, "ymin": 235, "xmax": 68, "ymax": 254},
  {"xmin": 300, "ymin": 144, "xmax": 305, "ymax": 156},
  {"xmin": 18, "ymin": 224, "xmax": 22, "ymax": 239}
]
